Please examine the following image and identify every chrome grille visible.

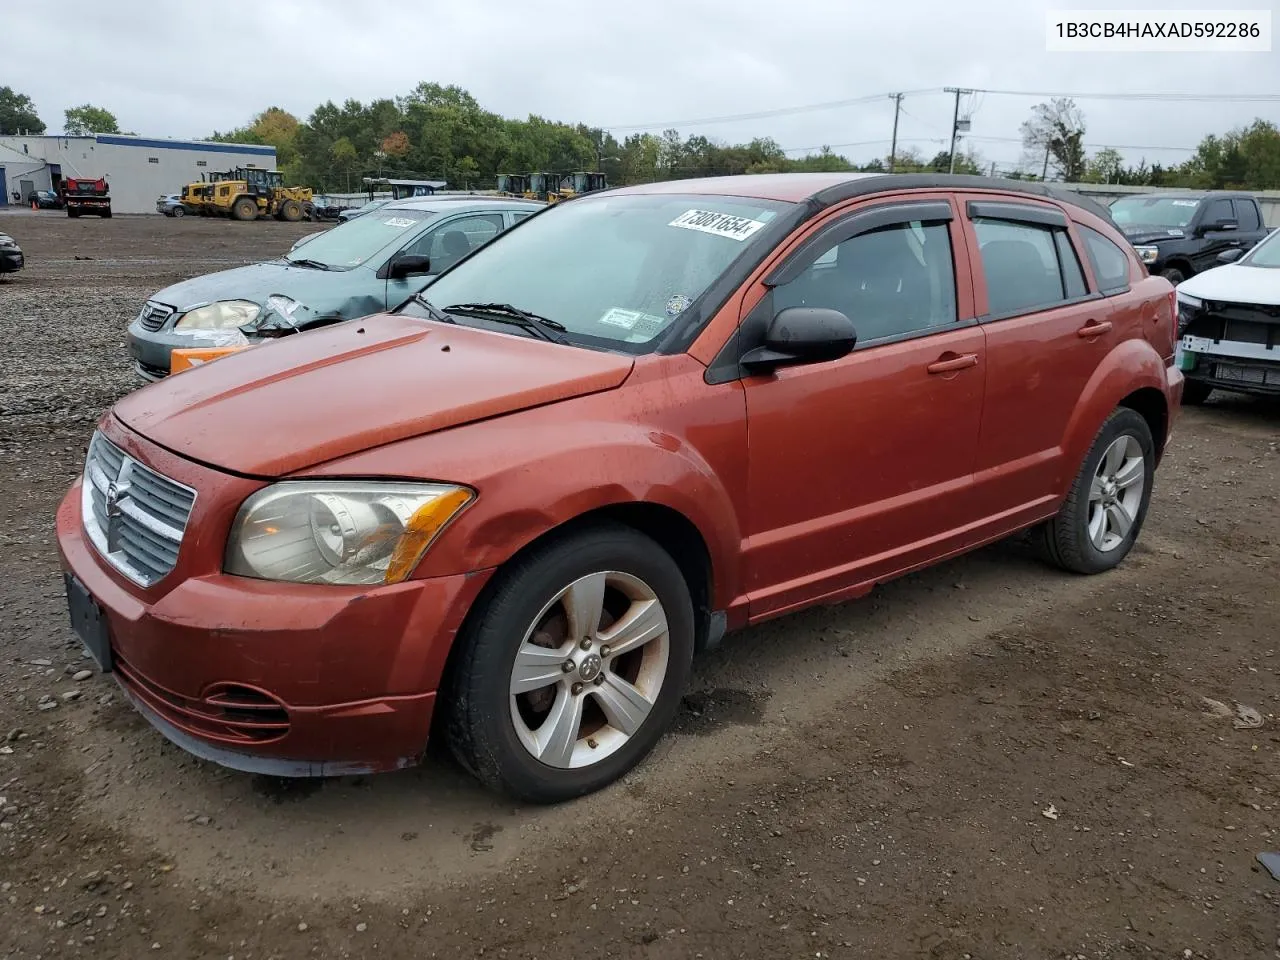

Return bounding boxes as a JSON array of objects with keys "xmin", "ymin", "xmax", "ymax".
[
  {"xmin": 137, "ymin": 302, "xmax": 175, "ymax": 332},
  {"xmin": 80, "ymin": 432, "xmax": 196, "ymax": 587}
]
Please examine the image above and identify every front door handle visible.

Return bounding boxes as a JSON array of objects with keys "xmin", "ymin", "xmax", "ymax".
[
  {"xmin": 926, "ymin": 352, "xmax": 979, "ymax": 375},
  {"xmin": 1076, "ymin": 319, "xmax": 1113, "ymax": 338}
]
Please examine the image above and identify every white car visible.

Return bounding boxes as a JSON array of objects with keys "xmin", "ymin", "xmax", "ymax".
[{"xmin": 1175, "ymin": 226, "xmax": 1280, "ymax": 404}]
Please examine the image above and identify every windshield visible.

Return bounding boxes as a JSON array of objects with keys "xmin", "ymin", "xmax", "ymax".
[
  {"xmin": 1109, "ymin": 196, "xmax": 1198, "ymax": 229},
  {"xmin": 284, "ymin": 209, "xmax": 431, "ymax": 269},
  {"xmin": 1241, "ymin": 228, "xmax": 1280, "ymax": 267},
  {"xmin": 406, "ymin": 193, "xmax": 789, "ymax": 349}
]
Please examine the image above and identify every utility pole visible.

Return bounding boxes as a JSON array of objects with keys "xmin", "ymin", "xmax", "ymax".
[
  {"xmin": 1041, "ymin": 143, "xmax": 1051, "ymax": 180},
  {"xmin": 944, "ymin": 87, "xmax": 971, "ymax": 174},
  {"xmin": 888, "ymin": 93, "xmax": 903, "ymax": 173}
]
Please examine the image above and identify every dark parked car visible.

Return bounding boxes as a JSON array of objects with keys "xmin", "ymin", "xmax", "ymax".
[
  {"xmin": 59, "ymin": 173, "xmax": 1184, "ymax": 803},
  {"xmin": 0, "ymin": 232, "xmax": 23, "ymax": 273},
  {"xmin": 29, "ymin": 190, "xmax": 62, "ymax": 210},
  {"xmin": 1109, "ymin": 191, "xmax": 1269, "ymax": 283}
]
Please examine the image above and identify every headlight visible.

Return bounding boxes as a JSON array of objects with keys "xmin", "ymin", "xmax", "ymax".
[
  {"xmin": 174, "ymin": 300, "xmax": 261, "ymax": 331},
  {"xmin": 225, "ymin": 482, "xmax": 474, "ymax": 585},
  {"xmin": 1175, "ymin": 292, "xmax": 1202, "ymax": 336},
  {"xmin": 1133, "ymin": 245, "xmax": 1159, "ymax": 265}
]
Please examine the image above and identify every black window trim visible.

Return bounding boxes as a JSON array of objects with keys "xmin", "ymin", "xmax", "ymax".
[
  {"xmin": 966, "ymin": 199, "xmax": 1067, "ymax": 229},
  {"xmin": 705, "ymin": 200, "xmax": 963, "ymax": 385}
]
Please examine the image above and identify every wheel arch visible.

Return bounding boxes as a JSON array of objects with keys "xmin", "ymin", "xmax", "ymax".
[{"xmin": 1117, "ymin": 386, "xmax": 1169, "ymax": 464}]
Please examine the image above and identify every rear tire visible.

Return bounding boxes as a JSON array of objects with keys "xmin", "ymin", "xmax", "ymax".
[
  {"xmin": 171, "ymin": 205, "xmax": 185, "ymax": 218},
  {"xmin": 446, "ymin": 522, "xmax": 695, "ymax": 804},
  {"xmin": 1037, "ymin": 408, "xmax": 1155, "ymax": 575},
  {"xmin": 101, "ymin": 210, "xmax": 111, "ymax": 219},
  {"xmin": 1181, "ymin": 380, "xmax": 1213, "ymax": 406},
  {"xmin": 67, "ymin": 209, "xmax": 79, "ymax": 219},
  {"xmin": 231, "ymin": 197, "xmax": 258, "ymax": 221}
]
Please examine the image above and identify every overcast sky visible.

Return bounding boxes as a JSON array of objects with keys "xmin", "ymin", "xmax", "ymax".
[{"xmin": 3, "ymin": 0, "xmax": 1277, "ymax": 173}]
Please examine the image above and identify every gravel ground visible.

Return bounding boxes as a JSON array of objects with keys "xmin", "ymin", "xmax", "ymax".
[{"xmin": 1, "ymin": 210, "xmax": 1278, "ymax": 960}]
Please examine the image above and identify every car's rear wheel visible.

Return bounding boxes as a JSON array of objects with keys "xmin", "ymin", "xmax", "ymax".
[
  {"xmin": 1181, "ymin": 380, "xmax": 1213, "ymax": 405},
  {"xmin": 1038, "ymin": 408, "xmax": 1155, "ymax": 575},
  {"xmin": 171, "ymin": 205, "xmax": 185, "ymax": 218},
  {"xmin": 447, "ymin": 523, "xmax": 694, "ymax": 804}
]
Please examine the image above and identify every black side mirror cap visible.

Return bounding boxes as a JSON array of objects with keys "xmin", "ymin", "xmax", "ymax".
[
  {"xmin": 741, "ymin": 306, "xmax": 857, "ymax": 374},
  {"xmin": 1217, "ymin": 247, "xmax": 1244, "ymax": 264},
  {"xmin": 1199, "ymin": 219, "xmax": 1238, "ymax": 235},
  {"xmin": 386, "ymin": 254, "xmax": 432, "ymax": 280}
]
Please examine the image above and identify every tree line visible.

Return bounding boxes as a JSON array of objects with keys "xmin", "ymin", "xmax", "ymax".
[{"xmin": 3, "ymin": 84, "xmax": 1278, "ymax": 192}]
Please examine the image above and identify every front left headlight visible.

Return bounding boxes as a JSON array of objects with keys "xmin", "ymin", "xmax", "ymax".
[
  {"xmin": 1175, "ymin": 292, "xmax": 1203, "ymax": 336},
  {"xmin": 1133, "ymin": 245, "xmax": 1160, "ymax": 265},
  {"xmin": 225, "ymin": 482, "xmax": 474, "ymax": 585},
  {"xmin": 174, "ymin": 300, "xmax": 261, "ymax": 331}
]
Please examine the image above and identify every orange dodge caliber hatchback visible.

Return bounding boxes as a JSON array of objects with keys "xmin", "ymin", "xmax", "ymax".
[{"xmin": 57, "ymin": 174, "xmax": 1184, "ymax": 803}]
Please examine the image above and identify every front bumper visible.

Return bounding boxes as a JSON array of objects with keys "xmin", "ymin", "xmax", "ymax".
[
  {"xmin": 127, "ymin": 318, "xmax": 251, "ymax": 380},
  {"xmin": 0, "ymin": 250, "xmax": 23, "ymax": 273},
  {"xmin": 55, "ymin": 446, "xmax": 492, "ymax": 776}
]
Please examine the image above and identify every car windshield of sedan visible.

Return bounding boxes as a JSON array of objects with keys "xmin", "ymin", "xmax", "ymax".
[
  {"xmin": 403, "ymin": 193, "xmax": 789, "ymax": 350},
  {"xmin": 1109, "ymin": 196, "xmax": 1198, "ymax": 229},
  {"xmin": 282, "ymin": 208, "xmax": 431, "ymax": 269},
  {"xmin": 1241, "ymin": 228, "xmax": 1280, "ymax": 267}
]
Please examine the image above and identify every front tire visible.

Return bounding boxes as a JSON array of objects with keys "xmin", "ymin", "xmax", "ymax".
[
  {"xmin": 231, "ymin": 197, "xmax": 258, "ymax": 221},
  {"xmin": 1038, "ymin": 408, "xmax": 1155, "ymax": 575},
  {"xmin": 447, "ymin": 523, "xmax": 695, "ymax": 804},
  {"xmin": 1160, "ymin": 266, "xmax": 1186, "ymax": 284}
]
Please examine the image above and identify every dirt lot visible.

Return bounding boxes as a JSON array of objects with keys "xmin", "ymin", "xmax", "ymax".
[{"xmin": 1, "ymin": 211, "xmax": 1278, "ymax": 960}]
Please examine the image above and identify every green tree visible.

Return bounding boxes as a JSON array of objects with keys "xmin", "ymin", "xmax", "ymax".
[
  {"xmin": 1085, "ymin": 147, "xmax": 1124, "ymax": 183},
  {"xmin": 330, "ymin": 136, "xmax": 359, "ymax": 191},
  {"xmin": 64, "ymin": 104, "xmax": 120, "ymax": 135},
  {"xmin": 1020, "ymin": 98, "xmax": 1087, "ymax": 181},
  {"xmin": 0, "ymin": 87, "xmax": 45, "ymax": 134}
]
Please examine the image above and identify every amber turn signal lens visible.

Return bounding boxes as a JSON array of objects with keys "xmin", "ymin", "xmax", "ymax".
[{"xmin": 384, "ymin": 487, "xmax": 474, "ymax": 584}]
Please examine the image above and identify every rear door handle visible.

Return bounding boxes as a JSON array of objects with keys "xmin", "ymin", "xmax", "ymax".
[
  {"xmin": 1076, "ymin": 320, "xmax": 1113, "ymax": 338},
  {"xmin": 926, "ymin": 353, "xmax": 979, "ymax": 374}
]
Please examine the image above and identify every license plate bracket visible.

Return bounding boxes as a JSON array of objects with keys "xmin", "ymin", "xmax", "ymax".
[{"xmin": 65, "ymin": 573, "xmax": 113, "ymax": 672}]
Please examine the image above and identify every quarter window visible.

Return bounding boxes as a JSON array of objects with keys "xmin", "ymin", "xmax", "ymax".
[
  {"xmin": 1078, "ymin": 225, "xmax": 1132, "ymax": 295},
  {"xmin": 1234, "ymin": 199, "xmax": 1261, "ymax": 232},
  {"xmin": 772, "ymin": 220, "xmax": 957, "ymax": 346}
]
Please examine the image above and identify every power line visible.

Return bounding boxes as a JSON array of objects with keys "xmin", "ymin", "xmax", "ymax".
[
  {"xmin": 967, "ymin": 135, "xmax": 1197, "ymax": 152},
  {"xmin": 971, "ymin": 88, "xmax": 1280, "ymax": 103},
  {"xmin": 604, "ymin": 88, "xmax": 942, "ymax": 132},
  {"xmin": 781, "ymin": 136, "xmax": 945, "ymax": 155}
]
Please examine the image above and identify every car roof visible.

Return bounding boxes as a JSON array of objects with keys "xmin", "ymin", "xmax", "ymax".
[
  {"xmin": 607, "ymin": 172, "xmax": 1116, "ymax": 225},
  {"xmin": 1129, "ymin": 190, "xmax": 1253, "ymax": 200},
  {"xmin": 385, "ymin": 195, "xmax": 545, "ymax": 212}
]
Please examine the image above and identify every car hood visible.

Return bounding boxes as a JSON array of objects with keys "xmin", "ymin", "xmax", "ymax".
[
  {"xmin": 1120, "ymin": 223, "xmax": 1188, "ymax": 244},
  {"xmin": 1178, "ymin": 263, "xmax": 1280, "ymax": 307},
  {"xmin": 112, "ymin": 314, "xmax": 635, "ymax": 477},
  {"xmin": 150, "ymin": 260, "xmax": 382, "ymax": 320}
]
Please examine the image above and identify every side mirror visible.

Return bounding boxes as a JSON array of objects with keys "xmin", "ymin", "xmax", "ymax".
[
  {"xmin": 1199, "ymin": 218, "xmax": 1238, "ymax": 235},
  {"xmin": 1217, "ymin": 247, "xmax": 1244, "ymax": 264},
  {"xmin": 387, "ymin": 254, "xmax": 432, "ymax": 279},
  {"xmin": 741, "ymin": 306, "xmax": 857, "ymax": 374}
]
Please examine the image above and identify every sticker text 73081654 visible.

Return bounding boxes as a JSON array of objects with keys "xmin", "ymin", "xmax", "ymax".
[{"xmin": 669, "ymin": 209, "xmax": 768, "ymax": 242}]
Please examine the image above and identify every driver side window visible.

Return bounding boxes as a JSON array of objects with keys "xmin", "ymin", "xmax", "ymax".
[
  {"xmin": 773, "ymin": 219, "xmax": 958, "ymax": 347},
  {"xmin": 403, "ymin": 213, "xmax": 505, "ymax": 272}
]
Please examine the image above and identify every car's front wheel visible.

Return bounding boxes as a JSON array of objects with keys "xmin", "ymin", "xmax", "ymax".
[
  {"xmin": 1181, "ymin": 380, "xmax": 1213, "ymax": 405},
  {"xmin": 447, "ymin": 523, "xmax": 694, "ymax": 803},
  {"xmin": 1038, "ymin": 407, "xmax": 1155, "ymax": 574}
]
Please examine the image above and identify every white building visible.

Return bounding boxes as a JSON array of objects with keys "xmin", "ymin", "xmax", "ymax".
[{"xmin": 0, "ymin": 134, "xmax": 277, "ymax": 214}]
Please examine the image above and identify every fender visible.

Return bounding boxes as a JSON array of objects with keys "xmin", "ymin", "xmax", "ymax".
[
  {"xmin": 1060, "ymin": 337, "xmax": 1169, "ymax": 490},
  {"xmin": 303, "ymin": 371, "xmax": 749, "ymax": 611}
]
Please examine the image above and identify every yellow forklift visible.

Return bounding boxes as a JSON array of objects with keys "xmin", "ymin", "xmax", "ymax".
[{"xmin": 209, "ymin": 168, "xmax": 314, "ymax": 221}]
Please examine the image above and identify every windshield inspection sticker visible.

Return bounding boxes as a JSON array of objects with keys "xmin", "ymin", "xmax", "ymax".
[
  {"xmin": 669, "ymin": 209, "xmax": 767, "ymax": 242},
  {"xmin": 1171, "ymin": 200, "xmax": 1198, "ymax": 207},
  {"xmin": 598, "ymin": 307, "xmax": 644, "ymax": 329},
  {"xmin": 1167, "ymin": 229, "xmax": 1185, "ymax": 237},
  {"xmin": 383, "ymin": 217, "xmax": 417, "ymax": 228},
  {"xmin": 665, "ymin": 294, "xmax": 693, "ymax": 318}
]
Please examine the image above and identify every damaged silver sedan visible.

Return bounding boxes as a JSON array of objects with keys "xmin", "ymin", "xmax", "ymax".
[{"xmin": 127, "ymin": 195, "xmax": 543, "ymax": 380}]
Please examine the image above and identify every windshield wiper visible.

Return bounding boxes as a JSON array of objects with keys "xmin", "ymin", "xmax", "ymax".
[
  {"xmin": 442, "ymin": 302, "xmax": 569, "ymax": 344},
  {"xmin": 287, "ymin": 257, "xmax": 333, "ymax": 271},
  {"xmin": 410, "ymin": 293, "xmax": 456, "ymax": 325}
]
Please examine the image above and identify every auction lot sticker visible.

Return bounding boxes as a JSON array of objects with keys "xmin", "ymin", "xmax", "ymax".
[{"xmin": 669, "ymin": 209, "xmax": 767, "ymax": 241}]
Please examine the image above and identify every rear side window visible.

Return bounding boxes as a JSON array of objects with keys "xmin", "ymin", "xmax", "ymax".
[
  {"xmin": 1234, "ymin": 199, "xmax": 1261, "ymax": 232},
  {"xmin": 973, "ymin": 219, "xmax": 1078, "ymax": 316},
  {"xmin": 1079, "ymin": 225, "xmax": 1132, "ymax": 295}
]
